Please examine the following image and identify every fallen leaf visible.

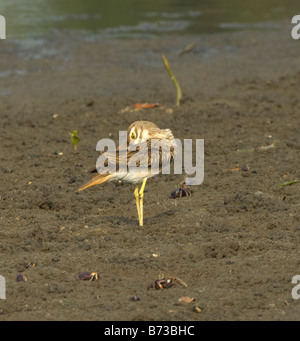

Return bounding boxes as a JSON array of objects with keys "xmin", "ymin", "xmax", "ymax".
[{"xmin": 133, "ymin": 103, "xmax": 161, "ymax": 109}]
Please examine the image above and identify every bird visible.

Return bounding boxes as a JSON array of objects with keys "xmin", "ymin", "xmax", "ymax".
[{"xmin": 77, "ymin": 121, "xmax": 177, "ymax": 226}]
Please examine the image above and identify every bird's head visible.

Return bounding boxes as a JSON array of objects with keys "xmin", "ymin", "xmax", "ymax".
[{"xmin": 127, "ymin": 121, "xmax": 173, "ymax": 145}]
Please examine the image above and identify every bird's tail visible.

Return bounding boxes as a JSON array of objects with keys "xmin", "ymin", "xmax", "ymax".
[{"xmin": 77, "ymin": 174, "xmax": 112, "ymax": 191}]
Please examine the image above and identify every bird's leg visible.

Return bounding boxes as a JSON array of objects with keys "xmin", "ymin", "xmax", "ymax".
[
  {"xmin": 134, "ymin": 185, "xmax": 140, "ymax": 222},
  {"xmin": 139, "ymin": 179, "xmax": 147, "ymax": 226}
]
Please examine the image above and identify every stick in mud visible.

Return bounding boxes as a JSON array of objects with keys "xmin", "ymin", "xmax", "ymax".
[{"xmin": 162, "ymin": 54, "xmax": 182, "ymax": 106}]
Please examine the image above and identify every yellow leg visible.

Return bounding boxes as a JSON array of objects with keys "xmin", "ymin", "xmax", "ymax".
[
  {"xmin": 138, "ymin": 179, "xmax": 147, "ymax": 227},
  {"xmin": 134, "ymin": 185, "xmax": 140, "ymax": 222}
]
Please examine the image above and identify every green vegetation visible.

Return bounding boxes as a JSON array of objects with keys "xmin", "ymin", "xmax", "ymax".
[
  {"xmin": 69, "ymin": 130, "xmax": 80, "ymax": 151},
  {"xmin": 278, "ymin": 179, "xmax": 300, "ymax": 187}
]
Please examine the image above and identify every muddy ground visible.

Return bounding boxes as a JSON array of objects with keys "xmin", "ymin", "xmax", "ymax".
[{"xmin": 0, "ymin": 21, "xmax": 300, "ymax": 321}]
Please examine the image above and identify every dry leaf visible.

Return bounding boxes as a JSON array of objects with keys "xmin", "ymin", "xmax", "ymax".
[{"xmin": 133, "ymin": 103, "xmax": 161, "ymax": 109}]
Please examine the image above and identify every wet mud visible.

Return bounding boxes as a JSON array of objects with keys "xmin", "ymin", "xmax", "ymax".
[{"xmin": 0, "ymin": 23, "xmax": 300, "ymax": 320}]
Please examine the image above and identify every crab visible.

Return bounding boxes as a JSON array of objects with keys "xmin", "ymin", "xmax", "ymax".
[
  {"xmin": 147, "ymin": 276, "xmax": 187, "ymax": 290},
  {"xmin": 78, "ymin": 271, "xmax": 100, "ymax": 281},
  {"xmin": 170, "ymin": 182, "xmax": 191, "ymax": 199}
]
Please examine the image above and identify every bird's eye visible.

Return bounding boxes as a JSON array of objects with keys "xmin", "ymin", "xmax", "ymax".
[{"xmin": 131, "ymin": 131, "xmax": 137, "ymax": 140}]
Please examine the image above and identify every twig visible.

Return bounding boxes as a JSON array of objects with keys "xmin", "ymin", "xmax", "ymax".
[
  {"xmin": 178, "ymin": 42, "xmax": 196, "ymax": 56},
  {"xmin": 278, "ymin": 180, "xmax": 300, "ymax": 187},
  {"xmin": 162, "ymin": 54, "xmax": 182, "ymax": 106}
]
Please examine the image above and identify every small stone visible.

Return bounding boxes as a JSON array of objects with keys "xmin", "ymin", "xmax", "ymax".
[
  {"xmin": 179, "ymin": 296, "xmax": 195, "ymax": 304},
  {"xmin": 68, "ymin": 177, "xmax": 77, "ymax": 184},
  {"xmin": 193, "ymin": 306, "xmax": 201, "ymax": 313},
  {"xmin": 16, "ymin": 274, "xmax": 27, "ymax": 282},
  {"xmin": 129, "ymin": 296, "xmax": 141, "ymax": 301}
]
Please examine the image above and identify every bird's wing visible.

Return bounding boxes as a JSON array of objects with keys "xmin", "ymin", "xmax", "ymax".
[
  {"xmin": 78, "ymin": 137, "xmax": 176, "ymax": 191},
  {"xmin": 147, "ymin": 138, "xmax": 175, "ymax": 172},
  {"xmin": 88, "ymin": 142, "xmax": 141, "ymax": 173}
]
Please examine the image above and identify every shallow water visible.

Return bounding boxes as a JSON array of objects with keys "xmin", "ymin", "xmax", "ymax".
[{"xmin": 0, "ymin": 0, "xmax": 299, "ymax": 40}]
